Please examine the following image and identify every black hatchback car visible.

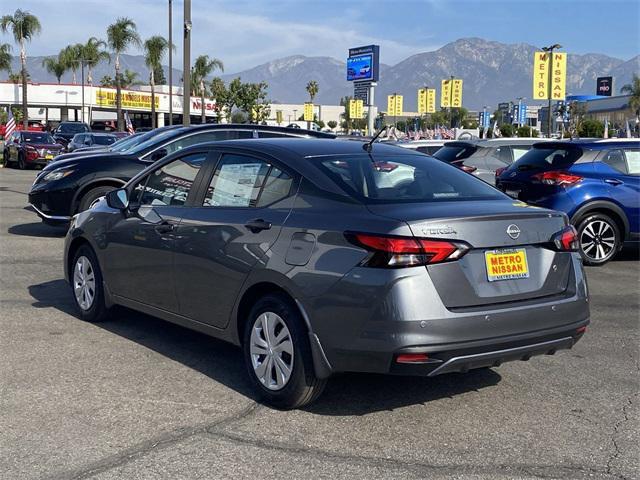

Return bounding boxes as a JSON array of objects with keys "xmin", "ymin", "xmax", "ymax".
[{"xmin": 29, "ymin": 124, "xmax": 335, "ymax": 224}]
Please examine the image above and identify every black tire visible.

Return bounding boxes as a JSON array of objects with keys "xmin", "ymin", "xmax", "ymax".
[
  {"xmin": 78, "ymin": 185, "xmax": 115, "ymax": 213},
  {"xmin": 576, "ymin": 213, "xmax": 621, "ymax": 266},
  {"xmin": 243, "ymin": 294, "xmax": 326, "ymax": 409},
  {"xmin": 17, "ymin": 153, "xmax": 26, "ymax": 170},
  {"xmin": 2, "ymin": 150, "xmax": 11, "ymax": 168},
  {"xmin": 71, "ymin": 245, "xmax": 110, "ymax": 322}
]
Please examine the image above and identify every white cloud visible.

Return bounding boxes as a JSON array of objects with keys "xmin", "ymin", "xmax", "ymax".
[{"xmin": 4, "ymin": 0, "xmax": 440, "ymax": 72}]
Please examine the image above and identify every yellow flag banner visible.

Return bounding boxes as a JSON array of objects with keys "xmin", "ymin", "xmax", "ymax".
[
  {"xmin": 303, "ymin": 102, "xmax": 314, "ymax": 121},
  {"xmin": 451, "ymin": 79, "xmax": 463, "ymax": 108},
  {"xmin": 387, "ymin": 95, "xmax": 403, "ymax": 116},
  {"xmin": 551, "ymin": 53, "xmax": 567, "ymax": 100},
  {"xmin": 276, "ymin": 110, "xmax": 283, "ymax": 124},
  {"xmin": 426, "ymin": 88, "xmax": 436, "ymax": 113},
  {"xmin": 349, "ymin": 99, "xmax": 364, "ymax": 119},
  {"xmin": 440, "ymin": 79, "xmax": 451, "ymax": 108},
  {"xmin": 417, "ymin": 89, "xmax": 427, "ymax": 114}
]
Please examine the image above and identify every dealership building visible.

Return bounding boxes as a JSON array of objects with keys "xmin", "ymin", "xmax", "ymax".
[{"xmin": 0, "ymin": 81, "xmax": 357, "ymax": 130}]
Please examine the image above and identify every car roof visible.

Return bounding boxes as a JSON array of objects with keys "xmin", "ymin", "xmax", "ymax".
[
  {"xmin": 157, "ymin": 123, "xmax": 336, "ymax": 139},
  {"xmin": 532, "ymin": 139, "xmax": 640, "ymax": 150},
  {"xmin": 188, "ymin": 137, "xmax": 417, "ymax": 158}
]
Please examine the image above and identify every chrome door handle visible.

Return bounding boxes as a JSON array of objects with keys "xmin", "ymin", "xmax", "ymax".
[
  {"xmin": 245, "ymin": 219, "xmax": 272, "ymax": 233},
  {"xmin": 154, "ymin": 222, "xmax": 175, "ymax": 234},
  {"xmin": 604, "ymin": 178, "xmax": 623, "ymax": 186}
]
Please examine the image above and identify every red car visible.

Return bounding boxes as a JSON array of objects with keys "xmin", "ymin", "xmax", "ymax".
[{"xmin": 2, "ymin": 131, "xmax": 64, "ymax": 169}]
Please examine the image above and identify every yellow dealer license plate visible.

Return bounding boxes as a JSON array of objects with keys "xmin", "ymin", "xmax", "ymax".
[
  {"xmin": 45, "ymin": 154, "xmax": 54, "ymax": 160},
  {"xmin": 485, "ymin": 248, "xmax": 529, "ymax": 282}
]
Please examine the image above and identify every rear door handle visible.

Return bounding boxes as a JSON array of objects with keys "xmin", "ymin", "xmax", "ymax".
[
  {"xmin": 154, "ymin": 222, "xmax": 176, "ymax": 234},
  {"xmin": 245, "ymin": 218, "xmax": 272, "ymax": 233},
  {"xmin": 604, "ymin": 178, "xmax": 623, "ymax": 186}
]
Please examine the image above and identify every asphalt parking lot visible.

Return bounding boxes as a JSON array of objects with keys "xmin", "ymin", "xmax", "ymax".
[{"xmin": 1, "ymin": 167, "xmax": 638, "ymax": 480}]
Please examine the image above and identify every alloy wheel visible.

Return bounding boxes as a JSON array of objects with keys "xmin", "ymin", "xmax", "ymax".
[
  {"xmin": 580, "ymin": 219, "xmax": 616, "ymax": 262},
  {"xmin": 73, "ymin": 255, "xmax": 96, "ymax": 311},
  {"xmin": 249, "ymin": 312, "xmax": 294, "ymax": 391}
]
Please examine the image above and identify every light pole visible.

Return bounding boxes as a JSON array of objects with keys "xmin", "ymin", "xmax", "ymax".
[
  {"xmin": 183, "ymin": 0, "xmax": 192, "ymax": 126},
  {"xmin": 168, "ymin": 0, "xmax": 173, "ymax": 125},
  {"xmin": 542, "ymin": 44, "xmax": 561, "ymax": 137}
]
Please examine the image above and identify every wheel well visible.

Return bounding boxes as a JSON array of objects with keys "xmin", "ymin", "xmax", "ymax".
[
  {"xmin": 574, "ymin": 207, "xmax": 626, "ymax": 238},
  {"xmin": 66, "ymin": 237, "xmax": 91, "ymax": 280},
  {"xmin": 236, "ymin": 282, "xmax": 298, "ymax": 344},
  {"xmin": 74, "ymin": 180, "xmax": 124, "ymax": 213}
]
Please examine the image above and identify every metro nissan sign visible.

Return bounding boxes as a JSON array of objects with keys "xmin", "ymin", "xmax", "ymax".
[{"xmin": 596, "ymin": 76, "xmax": 613, "ymax": 96}]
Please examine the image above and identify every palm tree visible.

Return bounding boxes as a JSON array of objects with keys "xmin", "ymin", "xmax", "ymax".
[
  {"xmin": 621, "ymin": 74, "xmax": 640, "ymax": 117},
  {"xmin": 120, "ymin": 69, "xmax": 141, "ymax": 88},
  {"xmin": 42, "ymin": 55, "xmax": 67, "ymax": 84},
  {"xmin": 306, "ymin": 80, "xmax": 319, "ymax": 103},
  {"xmin": 1, "ymin": 9, "xmax": 42, "ymax": 128},
  {"xmin": 81, "ymin": 37, "xmax": 110, "ymax": 85},
  {"xmin": 60, "ymin": 44, "xmax": 82, "ymax": 83},
  {"xmin": 0, "ymin": 43, "xmax": 11, "ymax": 74},
  {"xmin": 191, "ymin": 55, "xmax": 224, "ymax": 123},
  {"xmin": 144, "ymin": 36, "xmax": 170, "ymax": 128},
  {"xmin": 107, "ymin": 17, "xmax": 141, "ymax": 131}
]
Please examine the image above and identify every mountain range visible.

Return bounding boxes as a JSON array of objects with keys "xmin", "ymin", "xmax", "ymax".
[{"xmin": 1, "ymin": 38, "xmax": 638, "ymax": 111}]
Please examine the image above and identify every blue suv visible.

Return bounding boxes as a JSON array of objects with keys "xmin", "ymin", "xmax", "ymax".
[{"xmin": 497, "ymin": 139, "xmax": 639, "ymax": 265}]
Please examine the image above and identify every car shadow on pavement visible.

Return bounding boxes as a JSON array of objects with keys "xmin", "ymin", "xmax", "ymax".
[
  {"xmin": 8, "ymin": 222, "xmax": 67, "ymax": 238},
  {"xmin": 29, "ymin": 278, "xmax": 503, "ymax": 414},
  {"xmin": 614, "ymin": 246, "xmax": 639, "ymax": 262}
]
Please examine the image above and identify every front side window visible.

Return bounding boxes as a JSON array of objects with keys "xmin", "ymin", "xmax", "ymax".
[
  {"xmin": 203, "ymin": 154, "xmax": 288, "ymax": 207},
  {"xmin": 133, "ymin": 152, "xmax": 207, "ymax": 207},
  {"xmin": 317, "ymin": 154, "xmax": 504, "ymax": 203}
]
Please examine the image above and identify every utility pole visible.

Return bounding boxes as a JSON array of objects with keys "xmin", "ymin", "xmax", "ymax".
[
  {"xmin": 81, "ymin": 61, "xmax": 85, "ymax": 123},
  {"xmin": 542, "ymin": 44, "xmax": 561, "ymax": 137},
  {"xmin": 182, "ymin": 0, "xmax": 192, "ymax": 126},
  {"xmin": 168, "ymin": 0, "xmax": 173, "ymax": 125}
]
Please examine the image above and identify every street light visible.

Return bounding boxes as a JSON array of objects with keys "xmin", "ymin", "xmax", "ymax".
[{"xmin": 542, "ymin": 43, "xmax": 562, "ymax": 137}]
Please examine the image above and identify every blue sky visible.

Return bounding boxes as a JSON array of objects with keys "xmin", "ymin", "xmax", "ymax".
[{"xmin": 5, "ymin": 0, "xmax": 640, "ymax": 72}]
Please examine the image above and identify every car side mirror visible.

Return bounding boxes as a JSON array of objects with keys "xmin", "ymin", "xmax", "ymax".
[
  {"xmin": 106, "ymin": 188, "xmax": 129, "ymax": 210},
  {"xmin": 150, "ymin": 148, "xmax": 168, "ymax": 161}
]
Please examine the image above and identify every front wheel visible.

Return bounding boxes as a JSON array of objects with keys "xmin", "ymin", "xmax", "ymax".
[
  {"xmin": 71, "ymin": 245, "xmax": 109, "ymax": 322},
  {"xmin": 576, "ymin": 213, "xmax": 621, "ymax": 266},
  {"xmin": 17, "ymin": 154, "xmax": 26, "ymax": 170},
  {"xmin": 243, "ymin": 294, "xmax": 326, "ymax": 409},
  {"xmin": 78, "ymin": 185, "xmax": 116, "ymax": 213}
]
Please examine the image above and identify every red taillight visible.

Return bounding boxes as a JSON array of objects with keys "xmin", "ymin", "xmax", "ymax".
[
  {"xmin": 495, "ymin": 166, "xmax": 507, "ymax": 177},
  {"xmin": 396, "ymin": 353, "xmax": 429, "ymax": 364},
  {"xmin": 25, "ymin": 145, "xmax": 38, "ymax": 161},
  {"xmin": 551, "ymin": 225, "xmax": 579, "ymax": 251},
  {"xmin": 532, "ymin": 171, "xmax": 582, "ymax": 186},
  {"xmin": 372, "ymin": 161, "xmax": 399, "ymax": 172},
  {"xmin": 347, "ymin": 232, "xmax": 470, "ymax": 268},
  {"xmin": 461, "ymin": 164, "xmax": 477, "ymax": 173},
  {"xmin": 576, "ymin": 326, "xmax": 587, "ymax": 334}
]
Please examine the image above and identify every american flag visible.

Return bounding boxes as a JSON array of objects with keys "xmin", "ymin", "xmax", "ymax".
[
  {"xmin": 124, "ymin": 112, "xmax": 135, "ymax": 135},
  {"xmin": 5, "ymin": 107, "xmax": 16, "ymax": 139}
]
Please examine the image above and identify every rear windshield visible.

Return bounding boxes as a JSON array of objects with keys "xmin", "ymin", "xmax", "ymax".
[
  {"xmin": 514, "ymin": 147, "xmax": 582, "ymax": 170},
  {"xmin": 316, "ymin": 154, "xmax": 504, "ymax": 204},
  {"xmin": 22, "ymin": 132, "xmax": 55, "ymax": 143},
  {"xmin": 93, "ymin": 135, "xmax": 117, "ymax": 145},
  {"xmin": 434, "ymin": 144, "xmax": 476, "ymax": 163},
  {"xmin": 58, "ymin": 123, "xmax": 88, "ymax": 133}
]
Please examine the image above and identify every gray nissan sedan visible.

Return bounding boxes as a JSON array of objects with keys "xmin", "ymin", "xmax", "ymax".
[{"xmin": 64, "ymin": 138, "xmax": 590, "ymax": 409}]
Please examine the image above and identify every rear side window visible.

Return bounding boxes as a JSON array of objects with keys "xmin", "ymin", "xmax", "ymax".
[
  {"xmin": 317, "ymin": 154, "xmax": 503, "ymax": 204},
  {"xmin": 512, "ymin": 146, "xmax": 530, "ymax": 162},
  {"xmin": 624, "ymin": 149, "xmax": 640, "ymax": 175},
  {"xmin": 515, "ymin": 147, "xmax": 582, "ymax": 170},
  {"xmin": 204, "ymin": 154, "xmax": 270, "ymax": 207},
  {"xmin": 601, "ymin": 149, "xmax": 627, "ymax": 173},
  {"xmin": 94, "ymin": 136, "xmax": 116, "ymax": 145}
]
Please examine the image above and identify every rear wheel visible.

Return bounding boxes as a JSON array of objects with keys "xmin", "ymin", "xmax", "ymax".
[
  {"xmin": 576, "ymin": 213, "xmax": 621, "ymax": 266},
  {"xmin": 78, "ymin": 186, "xmax": 116, "ymax": 212},
  {"xmin": 17, "ymin": 153, "xmax": 26, "ymax": 170},
  {"xmin": 71, "ymin": 245, "xmax": 109, "ymax": 322},
  {"xmin": 2, "ymin": 150, "xmax": 11, "ymax": 168},
  {"xmin": 243, "ymin": 294, "xmax": 326, "ymax": 409}
]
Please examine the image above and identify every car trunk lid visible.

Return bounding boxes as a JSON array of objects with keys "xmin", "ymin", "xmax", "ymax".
[{"xmin": 367, "ymin": 200, "xmax": 573, "ymax": 308}]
